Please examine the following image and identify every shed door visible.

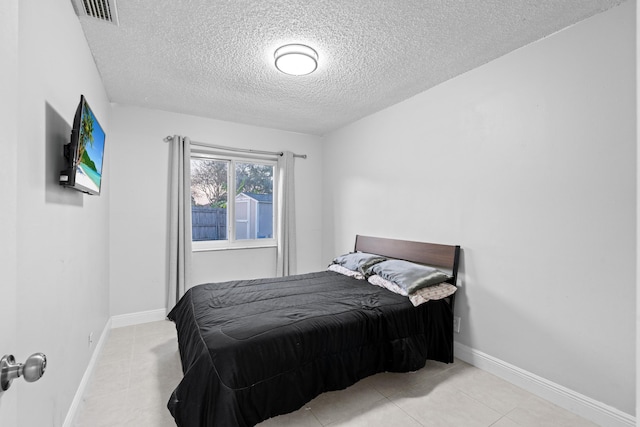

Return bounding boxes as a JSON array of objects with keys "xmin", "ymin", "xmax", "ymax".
[{"xmin": 235, "ymin": 198, "xmax": 250, "ymax": 240}]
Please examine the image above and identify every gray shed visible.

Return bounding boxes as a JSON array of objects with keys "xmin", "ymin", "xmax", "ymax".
[{"xmin": 235, "ymin": 192, "xmax": 273, "ymax": 239}]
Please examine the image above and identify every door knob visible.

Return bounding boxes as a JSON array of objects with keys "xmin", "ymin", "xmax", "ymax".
[{"xmin": 1, "ymin": 353, "xmax": 47, "ymax": 391}]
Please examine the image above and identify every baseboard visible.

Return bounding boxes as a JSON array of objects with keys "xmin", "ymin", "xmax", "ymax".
[
  {"xmin": 62, "ymin": 317, "xmax": 112, "ymax": 427},
  {"xmin": 110, "ymin": 308, "xmax": 167, "ymax": 328},
  {"xmin": 454, "ymin": 342, "xmax": 636, "ymax": 427}
]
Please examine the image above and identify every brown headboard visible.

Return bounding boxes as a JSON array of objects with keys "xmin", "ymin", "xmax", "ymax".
[{"xmin": 354, "ymin": 235, "xmax": 460, "ymax": 286}]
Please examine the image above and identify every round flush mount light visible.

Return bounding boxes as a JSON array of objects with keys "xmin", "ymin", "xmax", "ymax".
[{"xmin": 274, "ymin": 44, "xmax": 318, "ymax": 76}]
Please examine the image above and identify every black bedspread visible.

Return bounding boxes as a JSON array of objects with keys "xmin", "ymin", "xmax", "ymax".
[{"xmin": 167, "ymin": 271, "xmax": 453, "ymax": 427}]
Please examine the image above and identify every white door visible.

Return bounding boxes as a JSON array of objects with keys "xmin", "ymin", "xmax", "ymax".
[{"xmin": 0, "ymin": 0, "xmax": 19, "ymax": 424}]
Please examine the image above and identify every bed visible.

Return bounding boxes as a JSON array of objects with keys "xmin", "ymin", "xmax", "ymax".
[{"xmin": 167, "ymin": 235, "xmax": 461, "ymax": 427}]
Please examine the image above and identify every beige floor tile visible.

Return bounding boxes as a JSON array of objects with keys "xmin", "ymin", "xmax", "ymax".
[
  {"xmin": 440, "ymin": 362, "xmax": 533, "ymax": 414},
  {"xmin": 506, "ymin": 395, "xmax": 598, "ymax": 427},
  {"xmin": 490, "ymin": 416, "xmax": 522, "ymax": 427},
  {"xmin": 85, "ymin": 360, "xmax": 131, "ymax": 398},
  {"xmin": 134, "ymin": 319, "xmax": 176, "ymax": 338},
  {"xmin": 126, "ymin": 377, "xmax": 175, "ymax": 411},
  {"xmin": 100, "ymin": 333, "xmax": 134, "ymax": 361},
  {"xmin": 109, "ymin": 325, "xmax": 135, "ymax": 340},
  {"xmin": 133, "ymin": 332, "xmax": 176, "ymax": 355},
  {"xmin": 129, "ymin": 348, "xmax": 182, "ymax": 386},
  {"xmin": 122, "ymin": 401, "xmax": 177, "ymax": 427},
  {"xmin": 257, "ymin": 406, "xmax": 323, "ymax": 427},
  {"xmin": 306, "ymin": 379, "xmax": 387, "ymax": 425},
  {"xmin": 391, "ymin": 383, "xmax": 503, "ymax": 427},
  {"xmin": 99, "ymin": 342, "xmax": 133, "ymax": 365},
  {"xmin": 74, "ymin": 391, "xmax": 131, "ymax": 427},
  {"xmin": 103, "ymin": 331, "xmax": 135, "ymax": 348},
  {"xmin": 361, "ymin": 360, "xmax": 456, "ymax": 398},
  {"xmin": 326, "ymin": 398, "xmax": 423, "ymax": 427}
]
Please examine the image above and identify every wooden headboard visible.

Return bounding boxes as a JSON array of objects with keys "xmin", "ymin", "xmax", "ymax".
[{"xmin": 354, "ymin": 235, "xmax": 461, "ymax": 286}]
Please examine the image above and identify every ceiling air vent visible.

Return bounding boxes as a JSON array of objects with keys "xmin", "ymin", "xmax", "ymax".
[{"xmin": 72, "ymin": 0, "xmax": 119, "ymax": 25}]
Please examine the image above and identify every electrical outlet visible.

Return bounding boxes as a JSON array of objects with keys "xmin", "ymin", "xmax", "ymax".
[
  {"xmin": 456, "ymin": 277, "xmax": 463, "ymax": 287},
  {"xmin": 88, "ymin": 332, "xmax": 94, "ymax": 348},
  {"xmin": 453, "ymin": 316, "xmax": 461, "ymax": 334}
]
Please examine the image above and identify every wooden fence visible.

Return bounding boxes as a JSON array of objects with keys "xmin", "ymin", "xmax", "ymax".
[{"xmin": 192, "ymin": 206, "xmax": 227, "ymax": 241}]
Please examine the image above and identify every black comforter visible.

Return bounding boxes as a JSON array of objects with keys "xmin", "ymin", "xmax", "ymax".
[{"xmin": 167, "ymin": 271, "xmax": 453, "ymax": 427}]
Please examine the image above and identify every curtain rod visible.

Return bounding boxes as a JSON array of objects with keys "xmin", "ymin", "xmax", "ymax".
[{"xmin": 163, "ymin": 136, "xmax": 307, "ymax": 159}]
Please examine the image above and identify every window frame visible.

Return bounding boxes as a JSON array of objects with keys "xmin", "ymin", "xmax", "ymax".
[{"xmin": 190, "ymin": 151, "xmax": 278, "ymax": 252}]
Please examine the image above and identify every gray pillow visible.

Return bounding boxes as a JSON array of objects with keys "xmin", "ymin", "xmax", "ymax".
[
  {"xmin": 331, "ymin": 252, "xmax": 387, "ymax": 275},
  {"xmin": 368, "ymin": 259, "xmax": 452, "ymax": 295}
]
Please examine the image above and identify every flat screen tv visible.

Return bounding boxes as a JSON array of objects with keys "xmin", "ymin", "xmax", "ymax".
[{"xmin": 59, "ymin": 95, "xmax": 106, "ymax": 195}]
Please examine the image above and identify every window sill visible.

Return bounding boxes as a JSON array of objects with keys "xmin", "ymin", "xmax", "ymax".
[{"xmin": 192, "ymin": 244, "xmax": 277, "ymax": 253}]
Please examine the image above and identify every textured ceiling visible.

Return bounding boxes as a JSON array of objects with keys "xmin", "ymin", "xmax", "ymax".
[{"xmin": 76, "ymin": 0, "xmax": 625, "ymax": 135}]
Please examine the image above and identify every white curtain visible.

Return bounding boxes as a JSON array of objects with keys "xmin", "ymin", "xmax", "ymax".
[
  {"xmin": 276, "ymin": 151, "xmax": 296, "ymax": 276},
  {"xmin": 167, "ymin": 135, "xmax": 192, "ymax": 313}
]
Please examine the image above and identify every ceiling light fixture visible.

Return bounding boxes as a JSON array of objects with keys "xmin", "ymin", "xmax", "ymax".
[{"xmin": 274, "ymin": 44, "xmax": 318, "ymax": 76}]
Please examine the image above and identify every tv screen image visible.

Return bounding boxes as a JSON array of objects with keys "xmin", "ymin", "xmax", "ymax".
[{"xmin": 59, "ymin": 95, "xmax": 106, "ymax": 195}]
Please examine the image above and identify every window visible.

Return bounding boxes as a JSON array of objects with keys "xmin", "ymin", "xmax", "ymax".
[{"xmin": 190, "ymin": 153, "xmax": 276, "ymax": 250}]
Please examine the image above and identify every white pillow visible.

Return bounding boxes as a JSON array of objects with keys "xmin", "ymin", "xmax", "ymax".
[
  {"xmin": 367, "ymin": 274, "xmax": 457, "ymax": 306},
  {"xmin": 408, "ymin": 283, "xmax": 457, "ymax": 306},
  {"xmin": 327, "ymin": 264, "xmax": 364, "ymax": 279},
  {"xmin": 368, "ymin": 274, "xmax": 407, "ymax": 295}
]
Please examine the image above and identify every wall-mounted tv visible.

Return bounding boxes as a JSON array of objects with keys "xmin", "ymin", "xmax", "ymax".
[{"xmin": 59, "ymin": 95, "xmax": 106, "ymax": 195}]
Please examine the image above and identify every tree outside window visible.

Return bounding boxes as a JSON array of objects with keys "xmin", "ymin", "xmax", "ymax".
[{"xmin": 190, "ymin": 156, "xmax": 275, "ymax": 246}]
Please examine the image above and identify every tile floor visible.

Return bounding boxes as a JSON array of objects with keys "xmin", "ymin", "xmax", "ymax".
[{"xmin": 73, "ymin": 320, "xmax": 597, "ymax": 427}]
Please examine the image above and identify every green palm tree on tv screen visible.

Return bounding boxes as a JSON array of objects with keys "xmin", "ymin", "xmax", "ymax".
[{"xmin": 75, "ymin": 105, "xmax": 94, "ymax": 170}]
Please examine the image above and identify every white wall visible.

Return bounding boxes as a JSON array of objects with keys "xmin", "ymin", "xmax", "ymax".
[
  {"xmin": 15, "ymin": 0, "xmax": 112, "ymax": 425},
  {"xmin": 0, "ymin": 0, "xmax": 19, "ymax": 424},
  {"xmin": 322, "ymin": 1, "xmax": 636, "ymax": 418},
  {"xmin": 109, "ymin": 106, "xmax": 323, "ymax": 316}
]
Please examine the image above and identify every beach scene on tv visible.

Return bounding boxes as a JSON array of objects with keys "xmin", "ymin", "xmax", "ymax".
[{"xmin": 74, "ymin": 102, "xmax": 105, "ymax": 194}]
